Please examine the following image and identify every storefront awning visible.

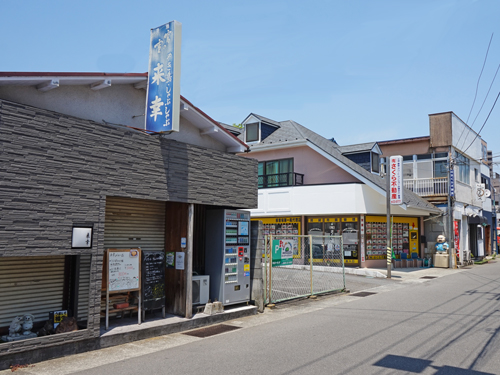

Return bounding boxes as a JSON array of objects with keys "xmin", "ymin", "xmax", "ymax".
[{"xmin": 468, "ymin": 215, "xmax": 488, "ymax": 225}]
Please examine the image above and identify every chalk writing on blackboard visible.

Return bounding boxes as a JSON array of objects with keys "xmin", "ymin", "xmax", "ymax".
[{"xmin": 142, "ymin": 250, "xmax": 165, "ymax": 310}]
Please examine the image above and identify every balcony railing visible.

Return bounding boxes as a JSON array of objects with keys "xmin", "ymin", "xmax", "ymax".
[
  {"xmin": 403, "ymin": 177, "xmax": 449, "ymax": 197},
  {"xmin": 258, "ymin": 172, "xmax": 304, "ymax": 188}
]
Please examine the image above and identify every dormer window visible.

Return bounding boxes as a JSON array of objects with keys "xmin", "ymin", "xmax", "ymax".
[
  {"xmin": 246, "ymin": 122, "xmax": 259, "ymax": 142},
  {"xmin": 241, "ymin": 114, "xmax": 280, "ymax": 143}
]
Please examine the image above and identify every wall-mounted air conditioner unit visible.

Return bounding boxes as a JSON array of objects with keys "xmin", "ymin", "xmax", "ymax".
[{"xmin": 192, "ymin": 275, "xmax": 210, "ymax": 305}]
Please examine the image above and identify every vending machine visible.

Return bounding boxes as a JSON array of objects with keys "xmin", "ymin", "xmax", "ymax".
[{"xmin": 205, "ymin": 209, "xmax": 251, "ymax": 306}]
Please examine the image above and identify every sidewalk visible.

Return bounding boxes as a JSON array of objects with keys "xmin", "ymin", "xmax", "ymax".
[
  {"xmin": 350, "ymin": 264, "xmax": 465, "ymax": 281},
  {"xmin": 353, "ymin": 256, "xmax": 497, "ymax": 281}
]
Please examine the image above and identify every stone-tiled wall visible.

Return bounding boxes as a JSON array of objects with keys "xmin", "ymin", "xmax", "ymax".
[{"xmin": 0, "ymin": 99, "xmax": 257, "ymax": 356}]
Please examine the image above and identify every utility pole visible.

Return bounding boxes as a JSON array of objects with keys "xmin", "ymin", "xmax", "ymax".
[
  {"xmin": 489, "ymin": 153, "xmax": 497, "ymax": 255},
  {"xmin": 448, "ymin": 149, "xmax": 455, "ymax": 268},
  {"xmin": 382, "ymin": 157, "xmax": 391, "ymax": 279}
]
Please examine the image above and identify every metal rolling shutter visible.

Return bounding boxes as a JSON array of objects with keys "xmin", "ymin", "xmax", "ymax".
[
  {"xmin": 77, "ymin": 254, "xmax": 91, "ymax": 322},
  {"xmin": 104, "ymin": 197, "xmax": 166, "ymax": 252},
  {"xmin": 0, "ymin": 256, "xmax": 65, "ymax": 328}
]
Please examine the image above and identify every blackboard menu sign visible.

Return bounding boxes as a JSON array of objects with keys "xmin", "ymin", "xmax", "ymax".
[{"xmin": 141, "ymin": 250, "xmax": 165, "ymax": 311}]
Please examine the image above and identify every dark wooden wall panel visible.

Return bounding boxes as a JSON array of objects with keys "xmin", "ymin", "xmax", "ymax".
[
  {"xmin": 165, "ymin": 202, "xmax": 188, "ymax": 316},
  {"xmin": 193, "ymin": 204, "xmax": 206, "ymax": 275}
]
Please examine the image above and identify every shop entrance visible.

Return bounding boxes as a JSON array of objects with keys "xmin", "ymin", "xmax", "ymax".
[
  {"xmin": 307, "ymin": 217, "xmax": 359, "ymax": 266},
  {"xmin": 103, "ymin": 197, "xmax": 211, "ymax": 329}
]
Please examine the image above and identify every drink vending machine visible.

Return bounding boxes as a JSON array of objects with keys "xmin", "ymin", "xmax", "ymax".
[{"xmin": 205, "ymin": 209, "xmax": 251, "ymax": 306}]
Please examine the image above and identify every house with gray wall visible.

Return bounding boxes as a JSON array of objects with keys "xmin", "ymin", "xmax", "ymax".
[{"xmin": 0, "ymin": 72, "xmax": 257, "ymax": 367}]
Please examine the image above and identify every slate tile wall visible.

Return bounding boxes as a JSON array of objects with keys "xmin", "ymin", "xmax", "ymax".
[{"xmin": 0, "ymin": 99, "xmax": 257, "ymax": 355}]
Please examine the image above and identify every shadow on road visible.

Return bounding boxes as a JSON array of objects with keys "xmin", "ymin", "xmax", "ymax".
[{"xmin": 374, "ymin": 354, "xmax": 494, "ymax": 374}]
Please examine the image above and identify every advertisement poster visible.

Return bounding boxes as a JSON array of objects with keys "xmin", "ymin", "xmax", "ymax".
[
  {"xmin": 175, "ymin": 252, "xmax": 185, "ymax": 270},
  {"xmin": 166, "ymin": 251, "xmax": 175, "ymax": 268},
  {"xmin": 272, "ymin": 239, "xmax": 293, "ymax": 267}
]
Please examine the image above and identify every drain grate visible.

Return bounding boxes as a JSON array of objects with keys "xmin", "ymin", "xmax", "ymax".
[
  {"xmin": 351, "ymin": 291, "xmax": 377, "ymax": 297},
  {"xmin": 420, "ymin": 276, "xmax": 437, "ymax": 279},
  {"xmin": 461, "ymin": 267, "xmax": 472, "ymax": 269},
  {"xmin": 183, "ymin": 324, "xmax": 241, "ymax": 338}
]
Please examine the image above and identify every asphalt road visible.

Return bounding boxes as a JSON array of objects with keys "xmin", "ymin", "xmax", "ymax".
[{"xmin": 6, "ymin": 263, "xmax": 500, "ymax": 375}]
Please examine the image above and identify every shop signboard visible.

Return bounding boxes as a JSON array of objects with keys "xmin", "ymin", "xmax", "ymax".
[
  {"xmin": 454, "ymin": 221, "xmax": 460, "ymax": 259},
  {"xmin": 146, "ymin": 20, "xmax": 182, "ymax": 133},
  {"xmin": 141, "ymin": 250, "xmax": 165, "ymax": 311},
  {"xmin": 449, "ymin": 168, "xmax": 455, "ymax": 197},
  {"xmin": 389, "ymin": 155, "xmax": 403, "ymax": 205},
  {"xmin": 272, "ymin": 239, "xmax": 293, "ymax": 266},
  {"xmin": 255, "ymin": 217, "xmax": 301, "ymax": 258},
  {"xmin": 106, "ymin": 248, "xmax": 142, "ymax": 329}
]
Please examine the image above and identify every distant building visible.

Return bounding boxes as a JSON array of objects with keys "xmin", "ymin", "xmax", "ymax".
[
  {"xmin": 378, "ymin": 112, "xmax": 495, "ymax": 262},
  {"xmin": 237, "ymin": 113, "xmax": 440, "ymax": 269}
]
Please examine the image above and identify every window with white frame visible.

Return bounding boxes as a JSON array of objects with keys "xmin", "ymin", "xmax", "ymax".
[
  {"xmin": 455, "ymin": 151, "xmax": 470, "ymax": 184},
  {"xmin": 402, "ymin": 153, "xmax": 448, "ymax": 180},
  {"xmin": 245, "ymin": 122, "xmax": 259, "ymax": 142}
]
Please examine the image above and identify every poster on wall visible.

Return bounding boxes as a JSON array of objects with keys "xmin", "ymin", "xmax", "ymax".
[
  {"xmin": 175, "ymin": 252, "xmax": 185, "ymax": 270},
  {"xmin": 365, "ymin": 217, "xmax": 418, "ymax": 260},
  {"xmin": 166, "ymin": 251, "xmax": 175, "ymax": 268}
]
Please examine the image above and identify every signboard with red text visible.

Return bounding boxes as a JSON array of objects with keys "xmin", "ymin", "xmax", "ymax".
[{"xmin": 390, "ymin": 155, "xmax": 403, "ymax": 205}]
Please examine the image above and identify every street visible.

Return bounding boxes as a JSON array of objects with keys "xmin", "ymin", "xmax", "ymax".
[{"xmin": 5, "ymin": 263, "xmax": 500, "ymax": 375}]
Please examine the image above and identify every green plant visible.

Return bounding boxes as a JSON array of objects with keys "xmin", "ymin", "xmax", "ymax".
[{"xmin": 474, "ymin": 259, "xmax": 489, "ymax": 265}]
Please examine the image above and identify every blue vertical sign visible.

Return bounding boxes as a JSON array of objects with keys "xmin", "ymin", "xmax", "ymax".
[
  {"xmin": 449, "ymin": 168, "xmax": 455, "ymax": 197},
  {"xmin": 146, "ymin": 21, "xmax": 182, "ymax": 133}
]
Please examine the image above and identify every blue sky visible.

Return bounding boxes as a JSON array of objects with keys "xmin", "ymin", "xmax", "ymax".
[{"xmin": 1, "ymin": 0, "xmax": 499, "ymax": 172}]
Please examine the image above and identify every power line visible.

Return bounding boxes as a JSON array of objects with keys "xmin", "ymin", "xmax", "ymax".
[
  {"xmin": 456, "ymin": 33, "xmax": 494, "ymax": 150},
  {"xmin": 462, "ymin": 90, "xmax": 500, "ymax": 155},
  {"xmin": 466, "ymin": 33, "xmax": 494, "ymax": 124},
  {"xmin": 470, "ymin": 61, "xmax": 500, "ymax": 128}
]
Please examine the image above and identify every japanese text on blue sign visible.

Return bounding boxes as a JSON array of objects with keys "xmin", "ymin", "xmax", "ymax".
[{"xmin": 146, "ymin": 21, "xmax": 181, "ymax": 133}]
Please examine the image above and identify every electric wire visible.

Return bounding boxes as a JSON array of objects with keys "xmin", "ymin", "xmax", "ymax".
[
  {"xmin": 470, "ymin": 61, "xmax": 500, "ymax": 128},
  {"xmin": 462, "ymin": 90, "xmax": 500, "ymax": 155},
  {"xmin": 456, "ymin": 33, "xmax": 494, "ymax": 150},
  {"xmin": 466, "ymin": 33, "xmax": 494, "ymax": 124}
]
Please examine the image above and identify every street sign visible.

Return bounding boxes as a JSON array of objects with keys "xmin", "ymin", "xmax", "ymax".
[{"xmin": 272, "ymin": 239, "xmax": 293, "ymax": 267}]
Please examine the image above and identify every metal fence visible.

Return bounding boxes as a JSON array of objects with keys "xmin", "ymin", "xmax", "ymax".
[{"xmin": 264, "ymin": 235, "xmax": 345, "ymax": 304}]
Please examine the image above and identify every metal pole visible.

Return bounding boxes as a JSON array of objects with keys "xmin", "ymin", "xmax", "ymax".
[
  {"xmin": 386, "ymin": 157, "xmax": 392, "ymax": 278},
  {"xmin": 341, "ymin": 236, "xmax": 345, "ymax": 290},
  {"xmin": 490, "ymin": 158, "xmax": 497, "ymax": 255},
  {"xmin": 106, "ymin": 249, "xmax": 109, "ymax": 330},
  {"xmin": 185, "ymin": 203, "xmax": 194, "ymax": 318},
  {"xmin": 269, "ymin": 234, "xmax": 273, "ymax": 304},
  {"xmin": 263, "ymin": 235, "xmax": 268, "ymax": 304},
  {"xmin": 448, "ymin": 149, "xmax": 455, "ymax": 268},
  {"xmin": 309, "ymin": 235, "xmax": 313, "ymax": 296}
]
